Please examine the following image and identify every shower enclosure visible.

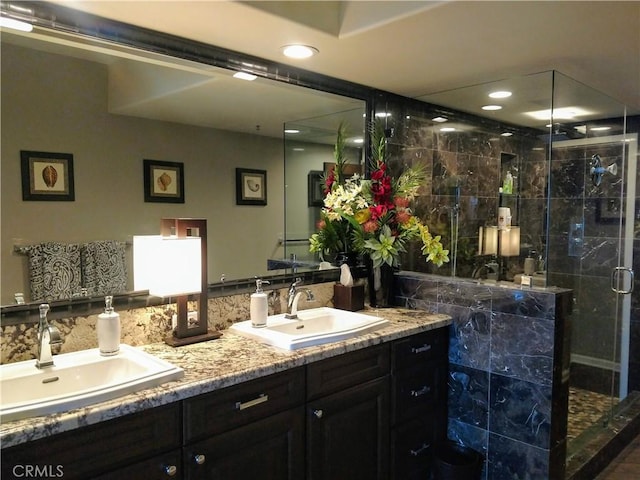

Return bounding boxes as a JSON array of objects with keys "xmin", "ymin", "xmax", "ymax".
[{"xmin": 417, "ymin": 70, "xmax": 639, "ymax": 475}]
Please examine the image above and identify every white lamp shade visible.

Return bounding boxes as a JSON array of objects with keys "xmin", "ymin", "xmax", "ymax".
[
  {"xmin": 134, "ymin": 235, "xmax": 202, "ymax": 296},
  {"xmin": 499, "ymin": 227, "xmax": 521, "ymax": 257},
  {"xmin": 478, "ymin": 226, "xmax": 498, "ymax": 255}
]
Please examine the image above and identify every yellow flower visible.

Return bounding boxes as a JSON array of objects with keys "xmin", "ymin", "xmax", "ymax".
[{"xmin": 354, "ymin": 209, "xmax": 371, "ymax": 224}]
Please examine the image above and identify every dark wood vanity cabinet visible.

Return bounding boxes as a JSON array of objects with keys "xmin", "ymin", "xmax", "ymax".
[
  {"xmin": 1, "ymin": 403, "xmax": 182, "ymax": 480},
  {"xmin": 390, "ymin": 328, "xmax": 449, "ymax": 479},
  {"xmin": 0, "ymin": 326, "xmax": 449, "ymax": 480},
  {"xmin": 182, "ymin": 367, "xmax": 305, "ymax": 480},
  {"xmin": 306, "ymin": 344, "xmax": 390, "ymax": 480}
]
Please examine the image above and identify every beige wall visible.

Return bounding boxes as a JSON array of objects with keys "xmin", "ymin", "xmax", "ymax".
[{"xmin": 1, "ymin": 43, "xmax": 285, "ymax": 305}]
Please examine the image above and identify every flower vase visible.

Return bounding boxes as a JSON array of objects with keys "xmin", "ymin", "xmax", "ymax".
[{"xmin": 367, "ymin": 259, "xmax": 395, "ymax": 308}]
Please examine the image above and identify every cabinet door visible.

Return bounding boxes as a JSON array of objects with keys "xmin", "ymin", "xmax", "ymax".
[
  {"xmin": 93, "ymin": 450, "xmax": 182, "ymax": 480},
  {"xmin": 307, "ymin": 376, "xmax": 389, "ymax": 480},
  {"xmin": 184, "ymin": 406, "xmax": 304, "ymax": 480}
]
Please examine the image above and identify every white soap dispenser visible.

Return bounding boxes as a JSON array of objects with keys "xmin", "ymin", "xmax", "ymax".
[
  {"xmin": 97, "ymin": 295, "xmax": 121, "ymax": 355},
  {"xmin": 250, "ymin": 278, "xmax": 270, "ymax": 328}
]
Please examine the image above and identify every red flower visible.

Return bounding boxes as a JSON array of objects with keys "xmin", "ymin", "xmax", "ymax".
[
  {"xmin": 363, "ymin": 219, "xmax": 379, "ymax": 233},
  {"xmin": 395, "ymin": 210, "xmax": 411, "ymax": 225},
  {"xmin": 317, "ymin": 219, "xmax": 326, "ymax": 230},
  {"xmin": 324, "ymin": 168, "xmax": 335, "ymax": 194},
  {"xmin": 370, "ymin": 204, "xmax": 388, "ymax": 220},
  {"xmin": 394, "ymin": 196, "xmax": 410, "ymax": 209}
]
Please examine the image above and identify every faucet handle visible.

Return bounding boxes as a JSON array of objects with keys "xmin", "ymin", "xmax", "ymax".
[{"xmin": 39, "ymin": 303, "xmax": 50, "ymax": 318}]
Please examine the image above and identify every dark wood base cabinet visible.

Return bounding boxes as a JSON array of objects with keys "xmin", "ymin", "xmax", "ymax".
[{"xmin": 0, "ymin": 327, "xmax": 448, "ymax": 480}]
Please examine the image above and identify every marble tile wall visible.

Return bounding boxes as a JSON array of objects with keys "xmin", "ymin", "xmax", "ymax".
[
  {"xmin": 0, "ymin": 282, "xmax": 335, "ymax": 365},
  {"xmin": 395, "ymin": 271, "xmax": 573, "ymax": 480}
]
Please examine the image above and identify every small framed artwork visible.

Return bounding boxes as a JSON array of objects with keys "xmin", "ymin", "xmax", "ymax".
[
  {"xmin": 143, "ymin": 159, "xmax": 184, "ymax": 203},
  {"xmin": 236, "ymin": 168, "xmax": 267, "ymax": 205},
  {"xmin": 21, "ymin": 150, "xmax": 75, "ymax": 201},
  {"xmin": 308, "ymin": 170, "xmax": 325, "ymax": 207}
]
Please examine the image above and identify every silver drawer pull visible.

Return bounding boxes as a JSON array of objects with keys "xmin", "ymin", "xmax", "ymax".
[
  {"xmin": 194, "ymin": 454, "xmax": 206, "ymax": 465},
  {"xmin": 164, "ymin": 465, "xmax": 178, "ymax": 476},
  {"xmin": 410, "ymin": 386, "xmax": 431, "ymax": 397},
  {"xmin": 235, "ymin": 393, "xmax": 269, "ymax": 411},
  {"xmin": 411, "ymin": 344, "xmax": 432, "ymax": 354},
  {"xmin": 409, "ymin": 442, "xmax": 430, "ymax": 457}
]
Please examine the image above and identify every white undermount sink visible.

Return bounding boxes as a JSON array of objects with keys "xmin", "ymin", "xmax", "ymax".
[
  {"xmin": 229, "ymin": 307, "xmax": 389, "ymax": 350},
  {"xmin": 0, "ymin": 344, "xmax": 184, "ymax": 422}
]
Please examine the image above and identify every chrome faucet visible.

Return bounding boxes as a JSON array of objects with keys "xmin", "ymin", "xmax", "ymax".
[
  {"xmin": 285, "ymin": 278, "xmax": 314, "ymax": 319},
  {"xmin": 36, "ymin": 303, "xmax": 62, "ymax": 369}
]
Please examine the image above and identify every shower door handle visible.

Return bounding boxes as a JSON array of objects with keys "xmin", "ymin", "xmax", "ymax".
[{"xmin": 611, "ymin": 267, "xmax": 634, "ymax": 294}]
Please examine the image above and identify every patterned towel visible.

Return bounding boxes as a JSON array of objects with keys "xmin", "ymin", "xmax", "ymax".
[
  {"xmin": 81, "ymin": 241, "xmax": 127, "ymax": 297},
  {"xmin": 15, "ymin": 242, "xmax": 82, "ymax": 302}
]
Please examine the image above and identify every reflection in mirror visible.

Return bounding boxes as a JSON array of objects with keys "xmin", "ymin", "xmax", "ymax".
[
  {"xmin": 0, "ymin": 24, "xmax": 366, "ymax": 307},
  {"xmin": 281, "ymin": 110, "xmax": 366, "ymax": 273}
]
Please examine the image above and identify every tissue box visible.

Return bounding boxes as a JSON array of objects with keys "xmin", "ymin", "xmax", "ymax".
[{"xmin": 333, "ymin": 284, "xmax": 365, "ymax": 311}]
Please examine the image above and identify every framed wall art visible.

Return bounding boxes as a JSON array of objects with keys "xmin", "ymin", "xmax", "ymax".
[
  {"xmin": 143, "ymin": 159, "xmax": 184, "ymax": 203},
  {"xmin": 308, "ymin": 170, "xmax": 324, "ymax": 207},
  {"xmin": 21, "ymin": 150, "xmax": 75, "ymax": 201},
  {"xmin": 236, "ymin": 168, "xmax": 267, "ymax": 205}
]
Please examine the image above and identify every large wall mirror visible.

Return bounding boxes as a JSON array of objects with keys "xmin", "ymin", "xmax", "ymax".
[{"xmin": 0, "ymin": 2, "xmax": 367, "ymax": 310}]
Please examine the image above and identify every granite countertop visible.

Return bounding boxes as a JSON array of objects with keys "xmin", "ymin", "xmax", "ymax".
[{"xmin": 1, "ymin": 308, "xmax": 450, "ymax": 449}]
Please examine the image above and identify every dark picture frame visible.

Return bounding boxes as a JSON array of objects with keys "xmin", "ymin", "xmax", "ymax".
[
  {"xmin": 308, "ymin": 170, "xmax": 325, "ymax": 207},
  {"xmin": 236, "ymin": 168, "xmax": 267, "ymax": 205},
  {"xmin": 21, "ymin": 150, "xmax": 75, "ymax": 201},
  {"xmin": 143, "ymin": 159, "xmax": 184, "ymax": 203}
]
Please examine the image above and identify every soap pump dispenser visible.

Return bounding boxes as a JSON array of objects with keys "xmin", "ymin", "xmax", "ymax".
[
  {"xmin": 250, "ymin": 278, "xmax": 270, "ymax": 328},
  {"xmin": 97, "ymin": 295, "xmax": 121, "ymax": 356}
]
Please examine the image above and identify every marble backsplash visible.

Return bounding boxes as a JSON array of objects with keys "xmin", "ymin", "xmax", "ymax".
[{"xmin": 1, "ymin": 282, "xmax": 335, "ymax": 365}]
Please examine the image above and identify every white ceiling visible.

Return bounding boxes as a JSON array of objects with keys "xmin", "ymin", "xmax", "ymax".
[{"xmin": 49, "ymin": 0, "xmax": 639, "ymax": 112}]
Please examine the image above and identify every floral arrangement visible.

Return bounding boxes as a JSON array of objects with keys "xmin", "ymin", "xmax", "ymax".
[{"xmin": 309, "ymin": 121, "xmax": 449, "ymax": 269}]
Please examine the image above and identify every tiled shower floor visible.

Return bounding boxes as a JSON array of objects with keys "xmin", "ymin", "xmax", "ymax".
[{"xmin": 568, "ymin": 387, "xmax": 619, "ymax": 442}]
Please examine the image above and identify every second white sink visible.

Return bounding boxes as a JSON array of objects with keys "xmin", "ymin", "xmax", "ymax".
[
  {"xmin": 229, "ymin": 307, "xmax": 389, "ymax": 350},
  {"xmin": 0, "ymin": 344, "xmax": 184, "ymax": 422}
]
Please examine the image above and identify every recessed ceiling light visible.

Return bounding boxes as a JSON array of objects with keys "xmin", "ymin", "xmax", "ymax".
[
  {"xmin": 440, "ymin": 127, "xmax": 456, "ymax": 132},
  {"xmin": 501, "ymin": 132, "xmax": 513, "ymax": 137},
  {"xmin": 233, "ymin": 71, "xmax": 257, "ymax": 81},
  {"xmin": 432, "ymin": 116, "xmax": 448, "ymax": 123},
  {"xmin": 293, "ymin": 147, "xmax": 305, "ymax": 152},
  {"xmin": 590, "ymin": 126, "xmax": 611, "ymax": 131},
  {"xmin": 284, "ymin": 129, "xmax": 300, "ymax": 134},
  {"xmin": 489, "ymin": 91, "xmax": 512, "ymax": 99},
  {"xmin": 352, "ymin": 137, "xmax": 364, "ymax": 144},
  {"xmin": 375, "ymin": 112, "xmax": 391, "ymax": 118},
  {"xmin": 526, "ymin": 107, "xmax": 591, "ymax": 121},
  {"xmin": 281, "ymin": 44, "xmax": 318, "ymax": 59},
  {"xmin": 482, "ymin": 105, "xmax": 502, "ymax": 111}
]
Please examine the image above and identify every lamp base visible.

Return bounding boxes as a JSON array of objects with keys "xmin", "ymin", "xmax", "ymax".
[{"xmin": 164, "ymin": 329, "xmax": 222, "ymax": 347}]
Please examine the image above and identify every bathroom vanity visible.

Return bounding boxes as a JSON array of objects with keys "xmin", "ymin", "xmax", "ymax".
[{"xmin": 0, "ymin": 309, "xmax": 450, "ymax": 480}]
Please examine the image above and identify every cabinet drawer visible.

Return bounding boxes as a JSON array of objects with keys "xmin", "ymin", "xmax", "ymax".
[
  {"xmin": 1, "ymin": 403, "xmax": 181, "ymax": 480},
  {"xmin": 391, "ymin": 417, "xmax": 437, "ymax": 480},
  {"xmin": 392, "ymin": 328, "xmax": 447, "ymax": 371},
  {"xmin": 392, "ymin": 360, "xmax": 444, "ymax": 424},
  {"xmin": 307, "ymin": 344, "xmax": 390, "ymax": 400},
  {"xmin": 183, "ymin": 367, "xmax": 305, "ymax": 442}
]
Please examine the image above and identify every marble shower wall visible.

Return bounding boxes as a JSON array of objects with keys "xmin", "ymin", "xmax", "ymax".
[
  {"xmin": 0, "ymin": 282, "xmax": 335, "ymax": 365},
  {"xmin": 395, "ymin": 271, "xmax": 573, "ymax": 480},
  {"xmin": 372, "ymin": 93, "xmax": 548, "ymax": 280}
]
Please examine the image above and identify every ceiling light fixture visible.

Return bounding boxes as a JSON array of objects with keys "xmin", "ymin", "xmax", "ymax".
[
  {"xmin": 432, "ymin": 116, "xmax": 448, "ymax": 123},
  {"xmin": 281, "ymin": 44, "xmax": 318, "ymax": 59},
  {"xmin": 440, "ymin": 127, "xmax": 456, "ymax": 132},
  {"xmin": 375, "ymin": 112, "xmax": 391, "ymax": 118},
  {"xmin": 501, "ymin": 132, "xmax": 513, "ymax": 137},
  {"xmin": 489, "ymin": 91, "xmax": 512, "ymax": 99},
  {"xmin": 233, "ymin": 71, "xmax": 257, "ymax": 81},
  {"xmin": 0, "ymin": 16, "xmax": 33, "ymax": 32},
  {"xmin": 526, "ymin": 107, "xmax": 591, "ymax": 121},
  {"xmin": 284, "ymin": 129, "xmax": 300, "ymax": 134},
  {"xmin": 590, "ymin": 126, "xmax": 611, "ymax": 131},
  {"xmin": 482, "ymin": 105, "xmax": 502, "ymax": 111}
]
